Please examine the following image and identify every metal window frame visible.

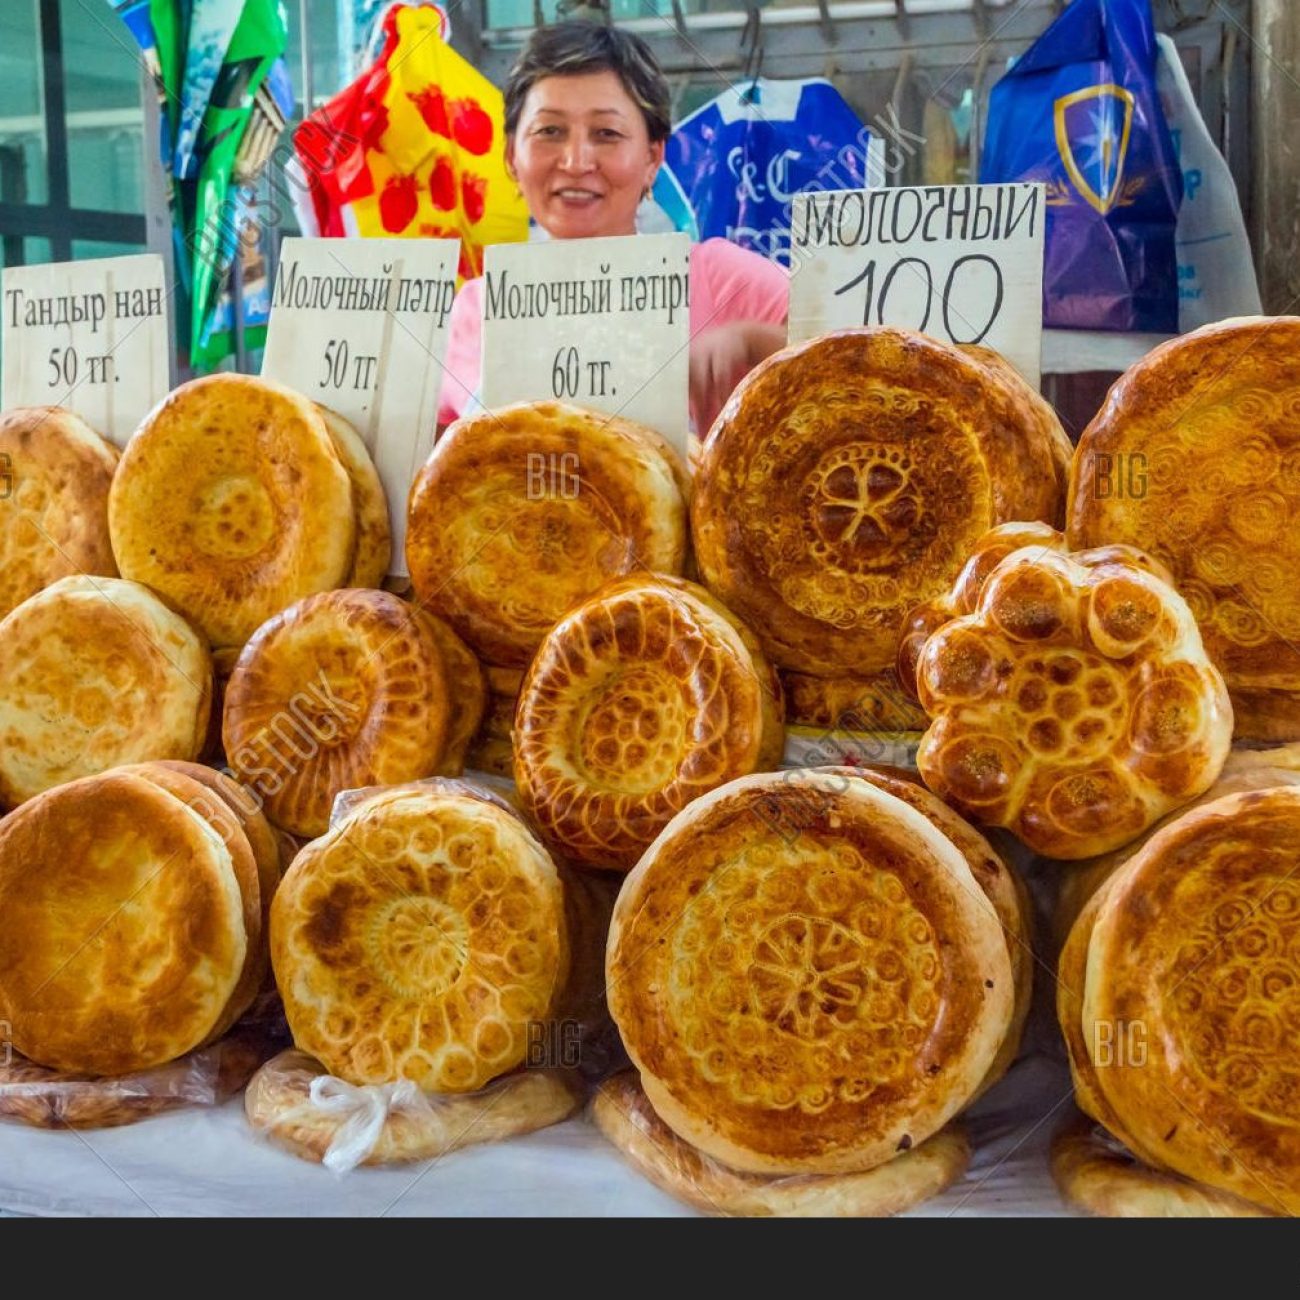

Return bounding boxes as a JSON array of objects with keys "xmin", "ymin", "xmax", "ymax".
[{"xmin": 1, "ymin": 0, "xmax": 148, "ymax": 267}]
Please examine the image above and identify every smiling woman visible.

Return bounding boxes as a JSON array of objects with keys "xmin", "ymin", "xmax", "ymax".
[{"xmin": 436, "ymin": 22, "xmax": 789, "ymax": 437}]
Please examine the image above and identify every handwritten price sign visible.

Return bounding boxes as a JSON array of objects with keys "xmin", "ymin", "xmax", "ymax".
[
  {"xmin": 262, "ymin": 236, "xmax": 460, "ymax": 575},
  {"xmin": 2, "ymin": 254, "xmax": 170, "ymax": 447},
  {"xmin": 789, "ymin": 183, "xmax": 1046, "ymax": 386},
  {"xmin": 480, "ymin": 233, "xmax": 690, "ymax": 459}
]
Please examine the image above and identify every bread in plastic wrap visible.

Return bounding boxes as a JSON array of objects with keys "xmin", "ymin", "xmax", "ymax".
[{"xmin": 245, "ymin": 1049, "xmax": 581, "ymax": 1170}]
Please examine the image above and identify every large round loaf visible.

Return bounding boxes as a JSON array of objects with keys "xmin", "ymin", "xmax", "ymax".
[
  {"xmin": 271, "ymin": 785, "xmax": 568, "ymax": 1093},
  {"xmin": 692, "ymin": 328, "xmax": 1065, "ymax": 678},
  {"xmin": 0, "ymin": 575, "xmax": 211, "ymax": 806},
  {"xmin": 0, "ymin": 771, "xmax": 246, "ymax": 1074},
  {"xmin": 0, "ymin": 406, "xmax": 119, "ymax": 620},
  {"xmin": 109, "ymin": 374, "xmax": 355, "ymax": 649},
  {"xmin": 1068, "ymin": 316, "xmax": 1300, "ymax": 739},
  {"xmin": 406, "ymin": 400, "xmax": 688, "ymax": 667},
  {"xmin": 607, "ymin": 769, "xmax": 1013, "ymax": 1175}
]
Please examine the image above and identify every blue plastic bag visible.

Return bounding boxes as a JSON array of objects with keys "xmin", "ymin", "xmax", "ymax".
[
  {"xmin": 980, "ymin": 0, "xmax": 1183, "ymax": 332},
  {"xmin": 665, "ymin": 78, "xmax": 868, "ymax": 267}
]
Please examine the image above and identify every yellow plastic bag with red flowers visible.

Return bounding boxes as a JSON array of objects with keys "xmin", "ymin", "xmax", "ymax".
[{"xmin": 293, "ymin": 3, "xmax": 528, "ymax": 279}]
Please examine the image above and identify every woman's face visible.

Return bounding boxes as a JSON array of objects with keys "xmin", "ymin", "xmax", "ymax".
[{"xmin": 506, "ymin": 70, "xmax": 663, "ymax": 240}]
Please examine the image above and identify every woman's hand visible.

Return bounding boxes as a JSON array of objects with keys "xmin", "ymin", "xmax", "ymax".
[{"xmin": 689, "ymin": 321, "xmax": 787, "ymax": 435}]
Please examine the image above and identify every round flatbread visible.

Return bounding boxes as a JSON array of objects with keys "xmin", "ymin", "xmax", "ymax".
[
  {"xmin": 413, "ymin": 608, "xmax": 486, "ymax": 775},
  {"xmin": 245, "ymin": 1049, "xmax": 581, "ymax": 1166},
  {"xmin": 845, "ymin": 765, "xmax": 1032, "ymax": 1097},
  {"xmin": 0, "ymin": 1027, "xmax": 268, "ymax": 1130},
  {"xmin": 316, "ymin": 404, "xmax": 391, "ymax": 588},
  {"xmin": 271, "ymin": 786, "xmax": 568, "ymax": 1092},
  {"xmin": 1051, "ymin": 1115, "xmax": 1276, "ymax": 1217},
  {"xmin": 606, "ymin": 769, "xmax": 1013, "ymax": 1175},
  {"xmin": 0, "ymin": 771, "xmax": 246, "ymax": 1074},
  {"xmin": 515, "ymin": 576, "xmax": 784, "ymax": 870},
  {"xmin": 117, "ymin": 762, "xmax": 264, "ymax": 1040},
  {"xmin": 692, "ymin": 327, "xmax": 1065, "ymax": 678},
  {"xmin": 1081, "ymin": 786, "xmax": 1300, "ymax": 1215},
  {"xmin": 223, "ymin": 588, "xmax": 452, "ymax": 838},
  {"xmin": 593, "ymin": 1071, "xmax": 970, "ymax": 1217},
  {"xmin": 911, "ymin": 527, "xmax": 1232, "ymax": 859},
  {"xmin": 0, "ymin": 575, "xmax": 212, "ymax": 806},
  {"xmin": 0, "ymin": 406, "xmax": 119, "ymax": 621},
  {"xmin": 154, "ymin": 760, "xmax": 281, "ymax": 916},
  {"xmin": 1067, "ymin": 316, "xmax": 1300, "ymax": 740},
  {"xmin": 406, "ymin": 400, "xmax": 688, "ymax": 667},
  {"xmin": 109, "ymin": 374, "xmax": 355, "ymax": 649}
]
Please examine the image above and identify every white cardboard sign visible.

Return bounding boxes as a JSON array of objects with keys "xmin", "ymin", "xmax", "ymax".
[
  {"xmin": 480, "ymin": 233, "xmax": 690, "ymax": 459},
  {"xmin": 2, "ymin": 254, "xmax": 170, "ymax": 448},
  {"xmin": 262, "ymin": 236, "xmax": 460, "ymax": 576},
  {"xmin": 789, "ymin": 183, "xmax": 1046, "ymax": 386}
]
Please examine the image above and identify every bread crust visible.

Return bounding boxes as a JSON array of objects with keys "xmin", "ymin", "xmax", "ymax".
[
  {"xmin": 407, "ymin": 400, "xmax": 688, "ymax": 667},
  {"xmin": 607, "ymin": 769, "xmax": 1012, "ymax": 1175},
  {"xmin": 1068, "ymin": 316, "xmax": 1300, "ymax": 739},
  {"xmin": 109, "ymin": 374, "xmax": 355, "ymax": 649},
  {"xmin": 0, "ymin": 406, "xmax": 119, "ymax": 620}
]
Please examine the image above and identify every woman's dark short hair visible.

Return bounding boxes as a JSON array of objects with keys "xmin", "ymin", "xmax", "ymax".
[{"xmin": 503, "ymin": 22, "xmax": 672, "ymax": 143}]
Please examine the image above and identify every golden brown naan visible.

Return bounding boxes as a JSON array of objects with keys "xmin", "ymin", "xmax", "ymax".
[
  {"xmin": 908, "ymin": 526, "xmax": 1231, "ymax": 858},
  {"xmin": 223, "ymin": 588, "xmax": 453, "ymax": 838},
  {"xmin": 0, "ymin": 575, "xmax": 212, "ymax": 806},
  {"xmin": 0, "ymin": 406, "xmax": 119, "ymax": 620},
  {"xmin": 0, "ymin": 771, "xmax": 246, "ymax": 1074},
  {"xmin": 109, "ymin": 374, "xmax": 355, "ymax": 648},
  {"xmin": 607, "ymin": 769, "xmax": 1012, "ymax": 1175},
  {"xmin": 1068, "ymin": 316, "xmax": 1300, "ymax": 740},
  {"xmin": 271, "ymin": 785, "xmax": 568, "ymax": 1093},
  {"xmin": 1079, "ymin": 786, "xmax": 1300, "ymax": 1215},
  {"xmin": 406, "ymin": 400, "xmax": 688, "ymax": 667},
  {"xmin": 514, "ymin": 576, "xmax": 784, "ymax": 870},
  {"xmin": 692, "ymin": 327, "xmax": 1065, "ymax": 678}
]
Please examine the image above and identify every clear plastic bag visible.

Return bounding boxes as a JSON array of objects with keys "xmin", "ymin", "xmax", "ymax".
[
  {"xmin": 0, "ymin": 1013, "xmax": 286, "ymax": 1131},
  {"xmin": 245, "ymin": 1050, "xmax": 582, "ymax": 1171}
]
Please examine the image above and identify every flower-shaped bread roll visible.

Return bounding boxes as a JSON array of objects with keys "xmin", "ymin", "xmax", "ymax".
[{"xmin": 904, "ymin": 526, "xmax": 1231, "ymax": 859}]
